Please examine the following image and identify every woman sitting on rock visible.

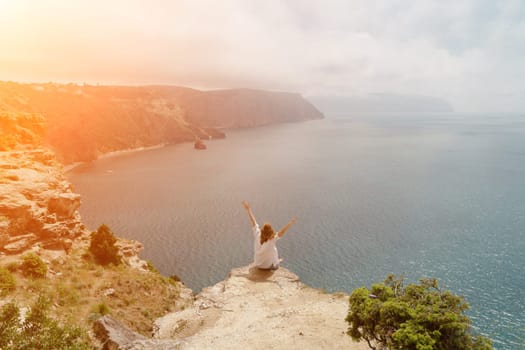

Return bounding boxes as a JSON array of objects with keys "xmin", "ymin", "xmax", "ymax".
[{"xmin": 242, "ymin": 201, "xmax": 298, "ymax": 270}]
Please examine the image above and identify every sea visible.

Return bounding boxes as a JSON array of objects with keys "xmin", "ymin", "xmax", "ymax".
[{"xmin": 68, "ymin": 113, "xmax": 525, "ymax": 349}]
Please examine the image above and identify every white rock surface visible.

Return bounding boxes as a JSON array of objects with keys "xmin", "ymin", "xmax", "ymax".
[{"xmin": 154, "ymin": 265, "xmax": 368, "ymax": 350}]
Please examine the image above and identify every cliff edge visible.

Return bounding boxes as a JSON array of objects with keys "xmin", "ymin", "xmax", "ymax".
[{"xmin": 96, "ymin": 265, "xmax": 367, "ymax": 350}]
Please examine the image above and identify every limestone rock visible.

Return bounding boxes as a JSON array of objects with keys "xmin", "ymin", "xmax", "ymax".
[
  {"xmin": 93, "ymin": 316, "xmax": 182, "ymax": 350},
  {"xmin": 3, "ymin": 233, "xmax": 38, "ymax": 253},
  {"xmin": 102, "ymin": 288, "xmax": 116, "ymax": 297},
  {"xmin": 94, "ymin": 315, "xmax": 147, "ymax": 350},
  {"xmin": 47, "ymin": 193, "xmax": 81, "ymax": 219},
  {"xmin": 40, "ymin": 237, "xmax": 73, "ymax": 251},
  {"xmin": 116, "ymin": 239, "xmax": 149, "ymax": 271},
  {"xmin": 116, "ymin": 239, "xmax": 144, "ymax": 258},
  {"xmin": 153, "ymin": 265, "xmax": 368, "ymax": 350},
  {"xmin": 0, "ymin": 149, "xmax": 84, "ymax": 254},
  {"xmin": 88, "ymin": 265, "xmax": 367, "ymax": 350}
]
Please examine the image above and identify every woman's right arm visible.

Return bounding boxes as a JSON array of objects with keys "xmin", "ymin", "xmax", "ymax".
[{"xmin": 242, "ymin": 201, "xmax": 257, "ymax": 227}]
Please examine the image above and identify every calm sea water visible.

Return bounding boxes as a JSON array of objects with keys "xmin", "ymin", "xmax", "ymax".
[{"xmin": 68, "ymin": 114, "xmax": 525, "ymax": 349}]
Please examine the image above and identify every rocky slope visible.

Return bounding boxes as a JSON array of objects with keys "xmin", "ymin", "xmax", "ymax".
[
  {"xmin": 0, "ymin": 112, "xmax": 84, "ymax": 254},
  {"xmin": 95, "ymin": 265, "xmax": 367, "ymax": 350},
  {"xmin": 1, "ymin": 113, "xmax": 193, "ymax": 338},
  {"xmin": 0, "ymin": 147, "xmax": 83, "ymax": 254},
  {"xmin": 0, "ymin": 82, "xmax": 323, "ymax": 164}
]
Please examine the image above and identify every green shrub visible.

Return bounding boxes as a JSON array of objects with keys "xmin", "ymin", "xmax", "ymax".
[
  {"xmin": 0, "ymin": 296, "xmax": 90, "ymax": 349},
  {"xmin": 26, "ymin": 278, "xmax": 47, "ymax": 294},
  {"xmin": 89, "ymin": 224, "xmax": 121, "ymax": 266},
  {"xmin": 89, "ymin": 302, "xmax": 111, "ymax": 320},
  {"xmin": 146, "ymin": 260, "xmax": 160, "ymax": 274},
  {"xmin": 0, "ymin": 302, "xmax": 19, "ymax": 346},
  {"xmin": 0, "ymin": 267, "xmax": 16, "ymax": 295},
  {"xmin": 346, "ymin": 275, "xmax": 493, "ymax": 350},
  {"xmin": 20, "ymin": 253, "xmax": 47, "ymax": 278},
  {"xmin": 170, "ymin": 274, "xmax": 181, "ymax": 282},
  {"xmin": 56, "ymin": 283, "xmax": 80, "ymax": 306}
]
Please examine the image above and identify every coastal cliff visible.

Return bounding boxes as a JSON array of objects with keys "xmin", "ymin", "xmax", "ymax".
[
  {"xmin": 160, "ymin": 87, "xmax": 324, "ymax": 128},
  {"xmin": 1, "ymin": 112, "xmax": 84, "ymax": 254},
  {"xmin": 0, "ymin": 82, "xmax": 323, "ymax": 164},
  {"xmin": 1, "ymin": 112, "xmax": 362, "ymax": 349},
  {"xmin": 1, "ymin": 114, "xmax": 193, "ymax": 337}
]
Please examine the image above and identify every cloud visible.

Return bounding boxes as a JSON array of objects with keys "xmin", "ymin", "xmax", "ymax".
[{"xmin": 0, "ymin": 0, "xmax": 524, "ymax": 111}]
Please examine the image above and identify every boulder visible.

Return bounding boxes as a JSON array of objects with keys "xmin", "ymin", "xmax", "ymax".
[
  {"xmin": 93, "ymin": 316, "xmax": 182, "ymax": 350},
  {"xmin": 2, "ymin": 233, "xmax": 38, "ymax": 253},
  {"xmin": 116, "ymin": 240, "xmax": 144, "ymax": 257},
  {"xmin": 40, "ymin": 238, "xmax": 72, "ymax": 252},
  {"xmin": 0, "ymin": 200, "xmax": 33, "ymax": 235},
  {"xmin": 47, "ymin": 193, "xmax": 81, "ymax": 219},
  {"xmin": 93, "ymin": 316, "xmax": 148, "ymax": 350}
]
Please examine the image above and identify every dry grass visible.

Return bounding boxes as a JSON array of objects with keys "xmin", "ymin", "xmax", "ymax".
[{"xmin": 1, "ymin": 244, "xmax": 190, "ymax": 336}]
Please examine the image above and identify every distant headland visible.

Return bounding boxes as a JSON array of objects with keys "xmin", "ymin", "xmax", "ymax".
[{"xmin": 0, "ymin": 82, "xmax": 323, "ymax": 164}]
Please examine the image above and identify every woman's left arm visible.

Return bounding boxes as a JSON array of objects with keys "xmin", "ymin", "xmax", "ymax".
[{"xmin": 277, "ymin": 216, "xmax": 298, "ymax": 238}]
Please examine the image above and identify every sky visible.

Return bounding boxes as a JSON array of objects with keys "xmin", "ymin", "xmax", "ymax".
[{"xmin": 0, "ymin": 0, "xmax": 524, "ymax": 112}]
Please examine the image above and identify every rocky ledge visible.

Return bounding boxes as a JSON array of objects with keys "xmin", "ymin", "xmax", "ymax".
[
  {"xmin": 95, "ymin": 265, "xmax": 367, "ymax": 350},
  {"xmin": 0, "ymin": 147, "xmax": 150, "ymax": 272},
  {"xmin": 0, "ymin": 148, "xmax": 84, "ymax": 254}
]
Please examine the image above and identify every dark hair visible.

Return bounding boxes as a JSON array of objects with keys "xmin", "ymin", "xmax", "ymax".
[{"xmin": 260, "ymin": 223, "xmax": 275, "ymax": 244}]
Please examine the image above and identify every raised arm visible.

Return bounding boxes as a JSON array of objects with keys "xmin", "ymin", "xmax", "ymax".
[
  {"xmin": 277, "ymin": 216, "xmax": 298, "ymax": 238},
  {"xmin": 242, "ymin": 201, "xmax": 258, "ymax": 227}
]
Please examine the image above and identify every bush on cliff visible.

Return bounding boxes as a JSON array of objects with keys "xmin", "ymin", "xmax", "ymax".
[
  {"xmin": 20, "ymin": 253, "xmax": 48, "ymax": 278},
  {"xmin": 0, "ymin": 296, "xmax": 90, "ymax": 349},
  {"xmin": 89, "ymin": 224, "xmax": 121, "ymax": 266},
  {"xmin": 346, "ymin": 275, "xmax": 493, "ymax": 350},
  {"xmin": 0, "ymin": 267, "xmax": 16, "ymax": 295}
]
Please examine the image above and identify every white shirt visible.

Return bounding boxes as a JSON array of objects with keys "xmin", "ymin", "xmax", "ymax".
[{"xmin": 253, "ymin": 224, "xmax": 280, "ymax": 269}]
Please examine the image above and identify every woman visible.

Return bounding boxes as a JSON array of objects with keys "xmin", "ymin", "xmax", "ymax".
[{"xmin": 242, "ymin": 201, "xmax": 298, "ymax": 270}]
